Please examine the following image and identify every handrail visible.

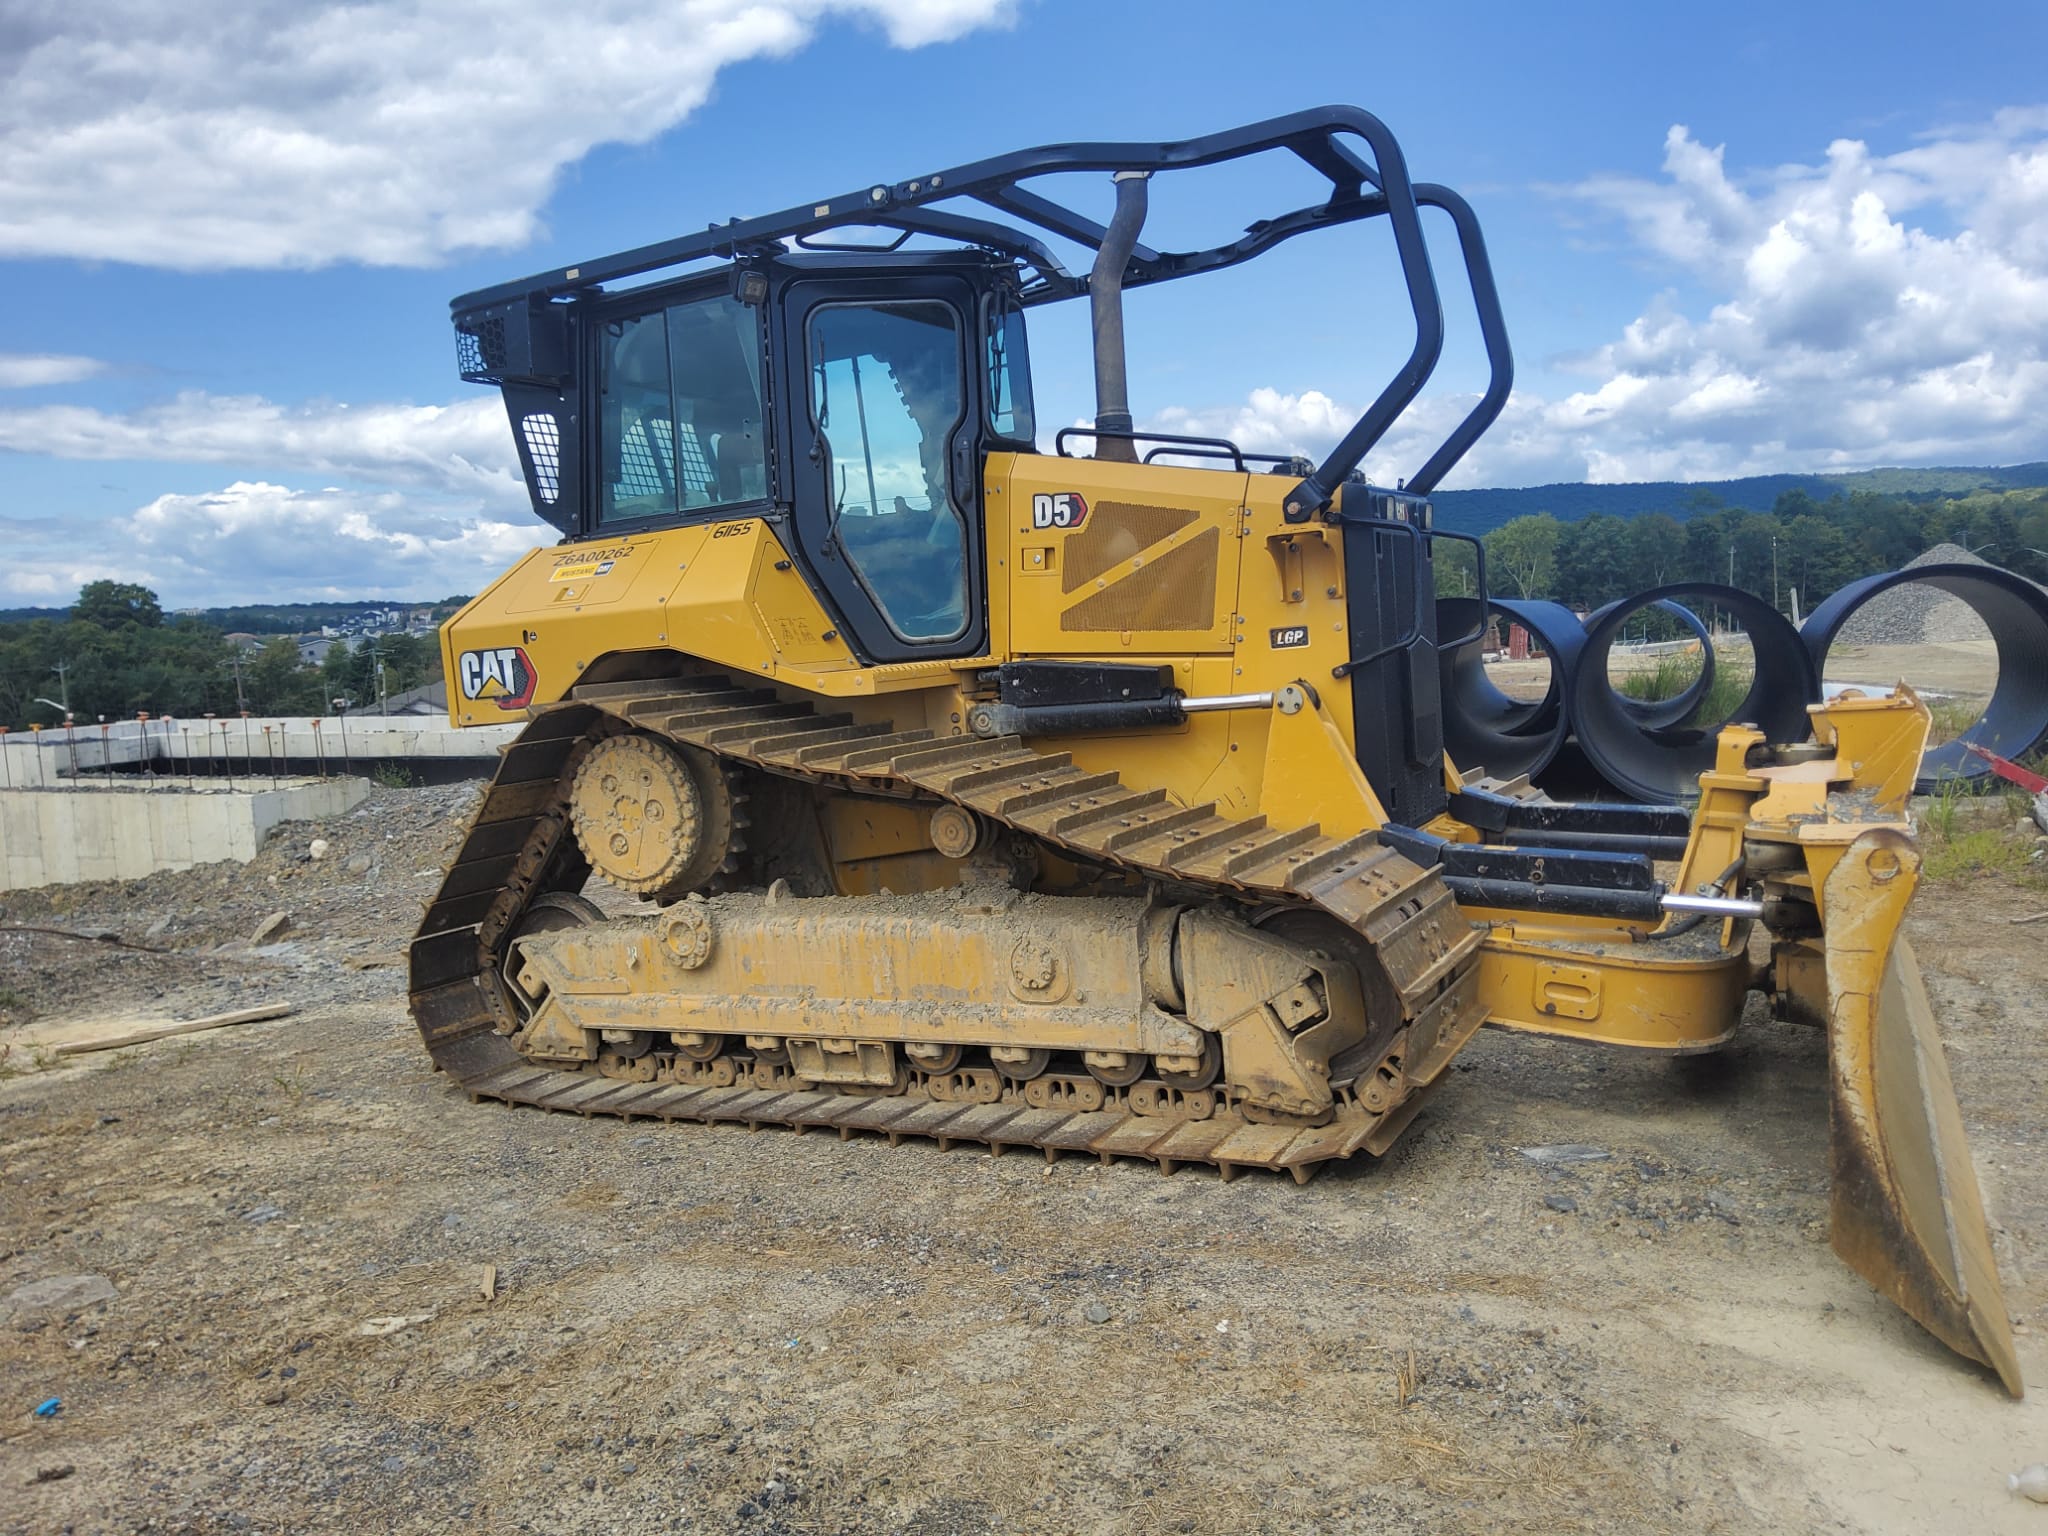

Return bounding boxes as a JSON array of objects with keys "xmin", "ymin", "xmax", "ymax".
[
  {"xmin": 1403, "ymin": 184, "xmax": 1515, "ymax": 497},
  {"xmin": 1329, "ymin": 515, "xmax": 1429, "ymax": 679},
  {"xmin": 1428, "ymin": 528, "xmax": 1490, "ymax": 649},
  {"xmin": 1053, "ymin": 427, "xmax": 1246, "ymax": 470}
]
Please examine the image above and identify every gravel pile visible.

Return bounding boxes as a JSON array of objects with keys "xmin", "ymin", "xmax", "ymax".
[{"xmin": 1836, "ymin": 543, "xmax": 1998, "ymax": 645}]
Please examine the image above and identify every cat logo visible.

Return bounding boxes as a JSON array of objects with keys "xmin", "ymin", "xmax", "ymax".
[
  {"xmin": 1029, "ymin": 492, "xmax": 1089, "ymax": 530},
  {"xmin": 457, "ymin": 646, "xmax": 536, "ymax": 710}
]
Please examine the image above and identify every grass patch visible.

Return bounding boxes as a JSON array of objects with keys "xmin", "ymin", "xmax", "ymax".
[
  {"xmin": 1923, "ymin": 777, "xmax": 1968, "ymax": 841},
  {"xmin": 0, "ymin": 1039, "xmax": 55, "ymax": 1079},
  {"xmin": 1918, "ymin": 773, "xmax": 2048, "ymax": 884},
  {"xmin": 372, "ymin": 762, "xmax": 416, "ymax": 789},
  {"xmin": 1923, "ymin": 828, "xmax": 2034, "ymax": 881},
  {"xmin": 1614, "ymin": 649, "xmax": 1752, "ymax": 729},
  {"xmin": 1925, "ymin": 695, "xmax": 1984, "ymax": 745}
]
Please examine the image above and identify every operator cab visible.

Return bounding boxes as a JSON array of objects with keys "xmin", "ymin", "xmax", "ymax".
[{"xmin": 484, "ymin": 250, "xmax": 1033, "ymax": 666}]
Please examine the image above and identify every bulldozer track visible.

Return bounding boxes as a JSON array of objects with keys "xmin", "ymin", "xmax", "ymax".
[{"xmin": 409, "ymin": 675, "xmax": 1488, "ymax": 1178}]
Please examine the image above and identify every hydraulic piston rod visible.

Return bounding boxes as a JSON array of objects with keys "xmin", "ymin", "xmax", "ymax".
[{"xmin": 1661, "ymin": 892, "xmax": 1765, "ymax": 919}]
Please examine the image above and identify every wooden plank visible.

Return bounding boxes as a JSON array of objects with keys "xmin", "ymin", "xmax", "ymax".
[{"xmin": 53, "ymin": 1003, "xmax": 296, "ymax": 1057}]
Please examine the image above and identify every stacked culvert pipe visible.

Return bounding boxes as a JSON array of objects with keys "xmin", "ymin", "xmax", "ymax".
[{"xmin": 1432, "ymin": 560, "xmax": 2048, "ymax": 804}]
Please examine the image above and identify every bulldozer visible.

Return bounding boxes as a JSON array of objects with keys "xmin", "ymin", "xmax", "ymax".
[{"xmin": 410, "ymin": 106, "xmax": 2021, "ymax": 1395}]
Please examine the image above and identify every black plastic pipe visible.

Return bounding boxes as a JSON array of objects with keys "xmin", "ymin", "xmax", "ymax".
[
  {"xmin": 1801, "ymin": 562, "xmax": 2048, "ymax": 790},
  {"xmin": 1570, "ymin": 583, "xmax": 1818, "ymax": 803},
  {"xmin": 1435, "ymin": 596, "xmax": 1587, "ymax": 780}
]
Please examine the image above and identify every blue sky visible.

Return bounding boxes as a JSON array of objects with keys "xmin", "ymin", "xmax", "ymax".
[{"xmin": 3, "ymin": 0, "xmax": 2046, "ymax": 606}]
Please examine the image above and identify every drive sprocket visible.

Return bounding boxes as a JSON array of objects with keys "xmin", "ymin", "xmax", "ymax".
[{"xmin": 569, "ymin": 733, "xmax": 728, "ymax": 899}]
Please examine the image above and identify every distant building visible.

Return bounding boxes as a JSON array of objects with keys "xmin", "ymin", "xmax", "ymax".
[
  {"xmin": 377, "ymin": 681, "xmax": 447, "ymax": 716},
  {"xmin": 297, "ymin": 635, "xmax": 341, "ymax": 665}
]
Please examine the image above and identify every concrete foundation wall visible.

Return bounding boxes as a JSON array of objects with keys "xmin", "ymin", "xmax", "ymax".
[
  {"xmin": 0, "ymin": 779, "xmax": 370, "ymax": 891},
  {"xmin": 0, "ymin": 715, "xmax": 518, "ymax": 783}
]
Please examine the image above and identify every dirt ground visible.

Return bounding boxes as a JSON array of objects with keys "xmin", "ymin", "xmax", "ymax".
[{"xmin": 1, "ymin": 784, "xmax": 2044, "ymax": 1536}]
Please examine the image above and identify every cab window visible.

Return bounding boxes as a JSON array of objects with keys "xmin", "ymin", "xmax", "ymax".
[
  {"xmin": 806, "ymin": 301, "xmax": 968, "ymax": 642},
  {"xmin": 985, "ymin": 302, "xmax": 1035, "ymax": 443},
  {"xmin": 599, "ymin": 294, "xmax": 767, "ymax": 525}
]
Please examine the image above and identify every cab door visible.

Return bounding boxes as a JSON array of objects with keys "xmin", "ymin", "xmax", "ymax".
[{"xmin": 779, "ymin": 275, "xmax": 988, "ymax": 663}]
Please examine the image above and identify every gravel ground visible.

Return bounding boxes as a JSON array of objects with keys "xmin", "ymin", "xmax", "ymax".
[{"xmin": 1, "ymin": 786, "xmax": 2043, "ymax": 1535}]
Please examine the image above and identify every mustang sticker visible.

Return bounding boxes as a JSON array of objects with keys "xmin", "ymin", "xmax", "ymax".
[
  {"xmin": 458, "ymin": 646, "xmax": 536, "ymax": 710},
  {"xmin": 549, "ymin": 543, "xmax": 634, "ymax": 582}
]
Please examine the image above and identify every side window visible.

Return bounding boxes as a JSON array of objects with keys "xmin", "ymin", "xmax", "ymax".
[
  {"xmin": 600, "ymin": 295, "xmax": 767, "ymax": 525},
  {"xmin": 600, "ymin": 312, "xmax": 676, "ymax": 520},
  {"xmin": 806, "ymin": 301, "xmax": 969, "ymax": 642},
  {"xmin": 985, "ymin": 302, "xmax": 1035, "ymax": 443}
]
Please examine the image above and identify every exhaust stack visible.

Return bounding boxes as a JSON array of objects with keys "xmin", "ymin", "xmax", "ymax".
[{"xmin": 1090, "ymin": 170, "xmax": 1151, "ymax": 463}]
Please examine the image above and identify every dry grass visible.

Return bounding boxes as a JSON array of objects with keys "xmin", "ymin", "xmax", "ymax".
[
  {"xmin": 1925, "ymin": 696, "xmax": 1986, "ymax": 745},
  {"xmin": 1394, "ymin": 1348, "xmax": 1423, "ymax": 1409}
]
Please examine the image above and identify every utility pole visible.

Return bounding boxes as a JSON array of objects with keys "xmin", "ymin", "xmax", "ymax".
[
  {"xmin": 50, "ymin": 660, "xmax": 70, "ymax": 713},
  {"xmin": 1772, "ymin": 534, "xmax": 1780, "ymax": 613},
  {"xmin": 231, "ymin": 648, "xmax": 247, "ymax": 713},
  {"xmin": 1727, "ymin": 542, "xmax": 1735, "ymax": 587}
]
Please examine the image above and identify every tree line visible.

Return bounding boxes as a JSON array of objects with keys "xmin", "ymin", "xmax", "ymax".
[
  {"xmin": 1436, "ymin": 486, "xmax": 2048, "ymax": 612},
  {"xmin": 0, "ymin": 581, "xmax": 447, "ymax": 729}
]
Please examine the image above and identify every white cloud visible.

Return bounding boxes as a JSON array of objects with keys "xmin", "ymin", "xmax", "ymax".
[
  {"xmin": 0, "ymin": 0, "xmax": 1012, "ymax": 270},
  {"xmin": 0, "ymin": 391, "xmax": 523, "ymax": 501},
  {"xmin": 1150, "ymin": 108, "xmax": 2048, "ymax": 488},
  {"xmin": 0, "ymin": 353, "xmax": 106, "ymax": 388},
  {"xmin": 0, "ymin": 482, "xmax": 545, "ymax": 607}
]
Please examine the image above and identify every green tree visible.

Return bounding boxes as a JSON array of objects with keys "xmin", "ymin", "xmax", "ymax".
[
  {"xmin": 1482, "ymin": 513, "xmax": 1562, "ymax": 598},
  {"xmin": 373, "ymin": 633, "xmax": 435, "ymax": 695},
  {"xmin": 1731, "ymin": 512, "xmax": 1780, "ymax": 596},
  {"xmin": 1779, "ymin": 515, "xmax": 1856, "ymax": 614},
  {"xmin": 320, "ymin": 640, "xmax": 359, "ymax": 708},
  {"xmin": 72, "ymin": 580, "xmax": 164, "ymax": 630},
  {"xmin": 1554, "ymin": 513, "xmax": 1631, "ymax": 607},
  {"xmin": 1434, "ymin": 539, "xmax": 1477, "ymax": 598},
  {"xmin": 245, "ymin": 638, "xmax": 325, "ymax": 714},
  {"xmin": 1619, "ymin": 513, "xmax": 1685, "ymax": 590}
]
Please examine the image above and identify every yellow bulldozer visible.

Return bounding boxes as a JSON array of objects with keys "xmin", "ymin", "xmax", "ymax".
[{"xmin": 410, "ymin": 107, "xmax": 2021, "ymax": 1395}]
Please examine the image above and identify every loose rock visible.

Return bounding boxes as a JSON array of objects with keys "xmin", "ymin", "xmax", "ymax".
[
  {"xmin": 1519, "ymin": 1144, "xmax": 1611, "ymax": 1165},
  {"xmin": 4, "ymin": 1274, "xmax": 118, "ymax": 1317}
]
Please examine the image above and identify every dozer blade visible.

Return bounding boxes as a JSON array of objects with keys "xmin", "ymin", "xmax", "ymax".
[{"xmin": 1822, "ymin": 829, "xmax": 2024, "ymax": 1396}]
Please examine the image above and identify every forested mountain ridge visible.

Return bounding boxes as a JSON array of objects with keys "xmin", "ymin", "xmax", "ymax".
[
  {"xmin": 1432, "ymin": 462, "xmax": 2048, "ymax": 536},
  {"xmin": 1436, "ymin": 482, "xmax": 2048, "ymax": 610}
]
